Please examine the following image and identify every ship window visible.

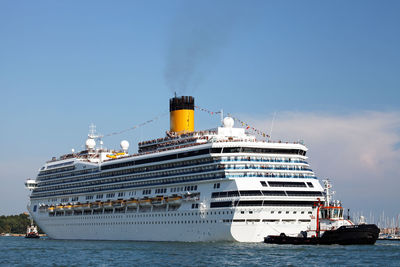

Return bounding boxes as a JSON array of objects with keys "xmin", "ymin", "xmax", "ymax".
[
  {"xmin": 286, "ymin": 191, "xmax": 323, "ymax": 197},
  {"xmin": 333, "ymin": 209, "xmax": 340, "ymax": 218},
  {"xmin": 262, "ymin": 191, "xmax": 286, "ymax": 196},
  {"xmin": 237, "ymin": 201, "xmax": 262, "ymax": 207},
  {"xmin": 260, "ymin": 181, "xmax": 268, "ymax": 187},
  {"xmin": 268, "ymin": 181, "xmax": 306, "ymax": 188},
  {"xmin": 223, "ymin": 147, "xmax": 241, "ymax": 153},
  {"xmin": 142, "ymin": 189, "xmax": 151, "ymax": 195},
  {"xmin": 211, "ymin": 148, "xmax": 222, "ymax": 153},
  {"xmin": 306, "ymin": 182, "xmax": 314, "ymax": 188}
]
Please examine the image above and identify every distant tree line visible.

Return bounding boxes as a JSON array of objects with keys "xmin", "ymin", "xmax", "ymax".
[{"xmin": 0, "ymin": 213, "xmax": 43, "ymax": 234}]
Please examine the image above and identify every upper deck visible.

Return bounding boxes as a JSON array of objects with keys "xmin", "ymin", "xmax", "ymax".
[{"xmin": 43, "ymin": 117, "xmax": 306, "ymax": 171}]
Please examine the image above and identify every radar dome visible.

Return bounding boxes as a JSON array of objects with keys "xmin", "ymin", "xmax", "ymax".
[
  {"xmin": 85, "ymin": 138, "xmax": 96, "ymax": 149},
  {"xmin": 120, "ymin": 140, "xmax": 129, "ymax": 151},
  {"xmin": 223, "ymin": 117, "xmax": 234, "ymax": 128}
]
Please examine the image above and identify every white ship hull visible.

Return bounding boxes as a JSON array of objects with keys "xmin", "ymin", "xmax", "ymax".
[
  {"xmin": 29, "ymin": 176, "xmax": 319, "ymax": 242},
  {"xmin": 30, "ymin": 207, "xmax": 314, "ymax": 242}
]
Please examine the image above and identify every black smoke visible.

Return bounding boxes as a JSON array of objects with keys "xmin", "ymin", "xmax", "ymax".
[{"xmin": 164, "ymin": 2, "xmax": 240, "ymax": 95}]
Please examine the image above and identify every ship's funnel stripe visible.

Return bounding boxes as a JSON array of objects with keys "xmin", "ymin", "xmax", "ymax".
[{"xmin": 170, "ymin": 96, "xmax": 195, "ymax": 133}]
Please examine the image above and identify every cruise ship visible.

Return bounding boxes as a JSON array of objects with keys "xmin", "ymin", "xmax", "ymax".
[{"xmin": 25, "ymin": 96, "xmax": 352, "ymax": 242}]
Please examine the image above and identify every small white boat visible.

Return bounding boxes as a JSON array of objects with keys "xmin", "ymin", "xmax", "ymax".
[
  {"xmin": 112, "ymin": 200, "xmax": 126, "ymax": 208},
  {"xmin": 126, "ymin": 199, "xmax": 138, "ymax": 208},
  {"xmin": 166, "ymin": 196, "xmax": 182, "ymax": 206},
  {"xmin": 25, "ymin": 221, "xmax": 40, "ymax": 239},
  {"xmin": 151, "ymin": 197, "xmax": 166, "ymax": 206},
  {"xmin": 139, "ymin": 198, "xmax": 152, "ymax": 207}
]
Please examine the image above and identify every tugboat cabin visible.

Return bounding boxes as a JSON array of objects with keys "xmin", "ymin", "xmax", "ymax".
[{"xmin": 320, "ymin": 206, "xmax": 344, "ymax": 220}]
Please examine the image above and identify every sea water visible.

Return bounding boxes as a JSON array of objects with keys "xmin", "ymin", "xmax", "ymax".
[{"xmin": 1, "ymin": 237, "xmax": 399, "ymax": 266}]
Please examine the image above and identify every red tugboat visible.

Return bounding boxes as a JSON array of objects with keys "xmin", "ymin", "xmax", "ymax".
[{"xmin": 264, "ymin": 180, "xmax": 380, "ymax": 245}]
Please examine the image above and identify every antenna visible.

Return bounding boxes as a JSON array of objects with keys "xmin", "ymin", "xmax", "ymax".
[
  {"xmin": 269, "ymin": 111, "xmax": 277, "ymax": 139},
  {"xmin": 323, "ymin": 179, "xmax": 334, "ymax": 206},
  {"xmin": 88, "ymin": 123, "xmax": 101, "ymax": 140},
  {"xmin": 220, "ymin": 109, "xmax": 224, "ymax": 126},
  {"xmin": 89, "ymin": 123, "xmax": 97, "ymax": 138},
  {"xmin": 99, "ymin": 139, "xmax": 104, "ymax": 149}
]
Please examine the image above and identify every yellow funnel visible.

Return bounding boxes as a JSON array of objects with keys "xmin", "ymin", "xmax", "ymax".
[{"xmin": 170, "ymin": 96, "xmax": 194, "ymax": 133}]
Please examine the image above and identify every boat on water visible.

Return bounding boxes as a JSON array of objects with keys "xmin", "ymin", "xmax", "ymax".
[
  {"xmin": 379, "ymin": 233, "xmax": 400, "ymax": 240},
  {"xmin": 25, "ymin": 223, "xmax": 40, "ymax": 239},
  {"xmin": 25, "ymin": 95, "xmax": 372, "ymax": 242},
  {"xmin": 264, "ymin": 180, "xmax": 380, "ymax": 245},
  {"xmin": 264, "ymin": 224, "xmax": 380, "ymax": 245}
]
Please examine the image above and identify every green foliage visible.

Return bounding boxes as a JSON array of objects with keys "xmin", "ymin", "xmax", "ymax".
[{"xmin": 0, "ymin": 213, "xmax": 43, "ymax": 234}]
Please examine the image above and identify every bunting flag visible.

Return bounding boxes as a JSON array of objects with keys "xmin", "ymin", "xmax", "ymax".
[
  {"xmin": 102, "ymin": 111, "xmax": 169, "ymax": 138},
  {"xmin": 101, "ymin": 106, "xmax": 269, "ymax": 140},
  {"xmin": 227, "ymin": 113, "xmax": 270, "ymax": 139},
  {"xmin": 194, "ymin": 106, "xmax": 221, "ymax": 115},
  {"xmin": 196, "ymin": 105, "xmax": 270, "ymax": 139}
]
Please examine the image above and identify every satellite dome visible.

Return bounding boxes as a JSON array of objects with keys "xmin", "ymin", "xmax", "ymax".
[
  {"xmin": 85, "ymin": 138, "xmax": 96, "ymax": 149},
  {"xmin": 223, "ymin": 117, "xmax": 234, "ymax": 128},
  {"xmin": 120, "ymin": 140, "xmax": 129, "ymax": 151}
]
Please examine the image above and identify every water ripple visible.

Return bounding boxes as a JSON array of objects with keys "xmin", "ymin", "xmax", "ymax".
[{"xmin": 1, "ymin": 237, "xmax": 399, "ymax": 267}]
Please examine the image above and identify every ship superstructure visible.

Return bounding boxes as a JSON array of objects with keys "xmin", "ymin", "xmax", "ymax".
[{"xmin": 26, "ymin": 96, "xmax": 337, "ymax": 242}]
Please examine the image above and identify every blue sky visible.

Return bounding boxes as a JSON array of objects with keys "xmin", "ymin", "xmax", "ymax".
[{"xmin": 0, "ymin": 0, "xmax": 399, "ymax": 220}]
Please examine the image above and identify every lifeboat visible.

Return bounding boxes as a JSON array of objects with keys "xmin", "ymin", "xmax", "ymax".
[
  {"xmin": 106, "ymin": 152, "xmax": 125, "ymax": 159},
  {"xmin": 126, "ymin": 199, "xmax": 138, "ymax": 208},
  {"xmin": 166, "ymin": 195, "xmax": 182, "ymax": 206},
  {"xmin": 151, "ymin": 196, "xmax": 165, "ymax": 206},
  {"xmin": 55, "ymin": 205, "xmax": 64, "ymax": 211},
  {"xmin": 139, "ymin": 198, "xmax": 152, "ymax": 207},
  {"xmin": 81, "ymin": 203, "xmax": 91, "ymax": 210},
  {"xmin": 103, "ymin": 201, "xmax": 113, "ymax": 208},
  {"xmin": 72, "ymin": 203, "xmax": 83, "ymax": 210},
  {"xmin": 47, "ymin": 206, "xmax": 55, "ymax": 212},
  {"xmin": 64, "ymin": 204, "xmax": 73, "ymax": 210},
  {"xmin": 112, "ymin": 200, "xmax": 126, "ymax": 208},
  {"xmin": 91, "ymin": 201, "xmax": 102, "ymax": 210}
]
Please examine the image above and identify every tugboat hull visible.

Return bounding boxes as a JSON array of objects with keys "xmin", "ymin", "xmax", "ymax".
[
  {"xmin": 25, "ymin": 233, "xmax": 40, "ymax": 239},
  {"xmin": 320, "ymin": 224, "xmax": 379, "ymax": 245},
  {"xmin": 264, "ymin": 224, "xmax": 380, "ymax": 245}
]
